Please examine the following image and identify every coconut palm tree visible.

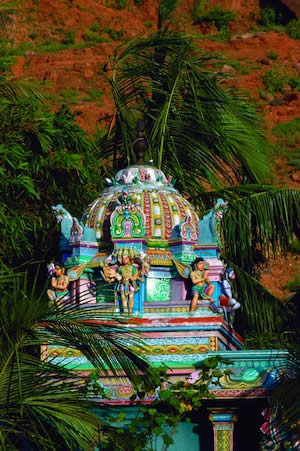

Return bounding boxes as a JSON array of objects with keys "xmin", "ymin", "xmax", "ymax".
[
  {"xmin": 0, "ymin": 270, "xmax": 150, "ymax": 450},
  {"xmin": 98, "ymin": 0, "xmax": 300, "ymax": 338}
]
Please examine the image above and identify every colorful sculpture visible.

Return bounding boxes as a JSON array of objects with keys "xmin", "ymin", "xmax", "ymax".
[
  {"xmin": 100, "ymin": 248, "xmax": 150, "ymax": 315},
  {"xmin": 218, "ymin": 265, "xmax": 240, "ymax": 322},
  {"xmin": 52, "ymin": 204, "xmax": 73, "ymax": 242},
  {"xmin": 47, "ymin": 262, "xmax": 70, "ymax": 305},
  {"xmin": 189, "ymin": 257, "xmax": 215, "ymax": 314}
]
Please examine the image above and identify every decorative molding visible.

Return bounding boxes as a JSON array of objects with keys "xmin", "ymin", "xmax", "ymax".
[
  {"xmin": 48, "ymin": 343, "xmax": 210, "ymax": 358},
  {"xmin": 219, "ymin": 373, "xmax": 263, "ymax": 389}
]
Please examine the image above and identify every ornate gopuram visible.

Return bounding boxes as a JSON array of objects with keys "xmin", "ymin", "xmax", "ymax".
[{"xmin": 47, "ymin": 131, "xmax": 288, "ymax": 451}]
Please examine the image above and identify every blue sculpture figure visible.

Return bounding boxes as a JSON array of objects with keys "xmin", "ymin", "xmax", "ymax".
[
  {"xmin": 52, "ymin": 204, "xmax": 73, "ymax": 249},
  {"xmin": 218, "ymin": 265, "xmax": 240, "ymax": 322}
]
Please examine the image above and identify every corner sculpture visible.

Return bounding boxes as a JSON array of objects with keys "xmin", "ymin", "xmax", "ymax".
[
  {"xmin": 218, "ymin": 265, "xmax": 241, "ymax": 322},
  {"xmin": 172, "ymin": 257, "xmax": 215, "ymax": 314},
  {"xmin": 47, "ymin": 262, "xmax": 70, "ymax": 306},
  {"xmin": 189, "ymin": 257, "xmax": 215, "ymax": 314}
]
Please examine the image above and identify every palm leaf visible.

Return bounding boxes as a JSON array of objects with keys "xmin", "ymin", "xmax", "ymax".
[
  {"xmin": 101, "ymin": 31, "xmax": 271, "ymax": 191},
  {"xmin": 0, "ymin": 270, "xmax": 152, "ymax": 448},
  {"xmin": 0, "ymin": 354, "xmax": 102, "ymax": 450},
  {"xmin": 219, "ymin": 186, "xmax": 300, "ymax": 271}
]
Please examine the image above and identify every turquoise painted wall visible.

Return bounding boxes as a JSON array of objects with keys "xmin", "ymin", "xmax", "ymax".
[{"xmin": 155, "ymin": 423, "xmax": 200, "ymax": 451}]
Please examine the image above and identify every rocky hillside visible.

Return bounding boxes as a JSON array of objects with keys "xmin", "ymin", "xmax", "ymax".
[{"xmin": 4, "ymin": 0, "xmax": 300, "ymax": 298}]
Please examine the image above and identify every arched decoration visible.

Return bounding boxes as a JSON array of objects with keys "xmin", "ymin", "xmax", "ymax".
[
  {"xmin": 179, "ymin": 215, "xmax": 198, "ymax": 241},
  {"xmin": 110, "ymin": 192, "xmax": 146, "ymax": 239}
]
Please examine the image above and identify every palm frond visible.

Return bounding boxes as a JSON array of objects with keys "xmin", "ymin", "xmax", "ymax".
[
  {"xmin": 102, "ymin": 31, "xmax": 271, "ymax": 191},
  {"xmin": 220, "ymin": 186, "xmax": 300, "ymax": 270},
  {"xmin": 231, "ymin": 264, "xmax": 290, "ymax": 334},
  {"xmin": 0, "ymin": 270, "xmax": 152, "ymax": 448},
  {"xmin": 0, "ymin": 354, "xmax": 102, "ymax": 450}
]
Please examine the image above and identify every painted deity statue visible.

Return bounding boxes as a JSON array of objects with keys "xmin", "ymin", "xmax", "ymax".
[
  {"xmin": 218, "ymin": 265, "xmax": 240, "ymax": 322},
  {"xmin": 101, "ymin": 249, "xmax": 149, "ymax": 315},
  {"xmin": 189, "ymin": 257, "xmax": 215, "ymax": 314},
  {"xmin": 115, "ymin": 254, "xmax": 139, "ymax": 314},
  {"xmin": 47, "ymin": 262, "xmax": 70, "ymax": 306}
]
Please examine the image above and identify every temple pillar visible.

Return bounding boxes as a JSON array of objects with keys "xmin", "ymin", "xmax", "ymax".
[{"xmin": 208, "ymin": 410, "xmax": 237, "ymax": 451}]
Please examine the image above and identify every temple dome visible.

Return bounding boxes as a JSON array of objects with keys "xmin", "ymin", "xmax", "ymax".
[{"xmin": 81, "ymin": 164, "xmax": 199, "ymax": 244}]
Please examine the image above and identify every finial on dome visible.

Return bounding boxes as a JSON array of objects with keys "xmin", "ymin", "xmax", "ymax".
[{"xmin": 132, "ymin": 120, "xmax": 149, "ymax": 164}]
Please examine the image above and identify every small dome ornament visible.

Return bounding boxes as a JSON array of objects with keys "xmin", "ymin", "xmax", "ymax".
[{"xmin": 132, "ymin": 120, "xmax": 149, "ymax": 164}]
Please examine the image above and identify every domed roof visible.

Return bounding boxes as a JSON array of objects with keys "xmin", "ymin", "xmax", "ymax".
[{"xmin": 81, "ymin": 164, "xmax": 199, "ymax": 244}]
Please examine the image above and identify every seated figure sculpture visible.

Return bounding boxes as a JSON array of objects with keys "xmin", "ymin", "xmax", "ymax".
[
  {"xmin": 47, "ymin": 262, "xmax": 70, "ymax": 306},
  {"xmin": 189, "ymin": 257, "xmax": 215, "ymax": 314}
]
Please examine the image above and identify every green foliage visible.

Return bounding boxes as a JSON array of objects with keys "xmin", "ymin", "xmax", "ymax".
[
  {"xmin": 286, "ymin": 19, "xmax": 300, "ymax": 39},
  {"xmin": 158, "ymin": 0, "xmax": 178, "ymax": 28},
  {"xmin": 194, "ymin": 7, "xmax": 236, "ymax": 30},
  {"xmin": 61, "ymin": 30, "xmax": 76, "ymax": 45},
  {"xmin": 83, "ymin": 29, "xmax": 109, "ymax": 43},
  {"xmin": 28, "ymin": 31, "xmax": 38, "ymax": 40},
  {"xmin": 134, "ymin": 0, "xmax": 144, "ymax": 5},
  {"xmin": 102, "ymin": 34, "xmax": 300, "ymax": 342},
  {"xmin": 270, "ymin": 348, "xmax": 300, "ymax": 449},
  {"xmin": 288, "ymin": 238, "xmax": 300, "ymax": 253},
  {"xmin": 262, "ymin": 68, "xmax": 291, "ymax": 94},
  {"xmin": 260, "ymin": 7, "xmax": 276, "ymax": 27},
  {"xmin": 0, "ymin": 52, "xmax": 14, "ymax": 73},
  {"xmin": 78, "ymin": 4, "xmax": 89, "ymax": 11},
  {"xmin": 214, "ymin": 58, "xmax": 256, "ymax": 73},
  {"xmin": 60, "ymin": 87, "xmax": 79, "ymax": 103},
  {"xmin": 289, "ymin": 75, "xmax": 300, "ymax": 92},
  {"xmin": 90, "ymin": 21, "xmax": 101, "ymax": 32},
  {"xmin": 83, "ymin": 88, "xmax": 104, "ymax": 104},
  {"xmin": 244, "ymin": 331, "xmax": 293, "ymax": 349},
  {"xmin": 83, "ymin": 29, "xmax": 101, "ymax": 42},
  {"xmin": 100, "ymin": 356, "xmax": 230, "ymax": 450},
  {"xmin": 284, "ymin": 274, "xmax": 300, "ymax": 292},
  {"xmin": 5, "ymin": 39, "xmax": 95, "ymax": 54},
  {"xmin": 192, "ymin": 0, "xmax": 207, "ymax": 23},
  {"xmin": 273, "ymin": 118, "xmax": 300, "ymax": 141},
  {"xmin": 103, "ymin": 27, "xmax": 124, "ymax": 40},
  {"xmin": 0, "ymin": 270, "xmax": 151, "ymax": 449},
  {"xmin": 105, "ymin": 33, "xmax": 271, "ymax": 188},
  {"xmin": 272, "ymin": 119, "xmax": 300, "ymax": 172},
  {"xmin": 0, "ymin": 88, "xmax": 105, "ymax": 268},
  {"xmin": 116, "ymin": 0, "xmax": 128, "ymax": 9},
  {"xmin": 267, "ymin": 50, "xmax": 278, "ymax": 60},
  {"xmin": 144, "ymin": 20, "xmax": 154, "ymax": 28}
]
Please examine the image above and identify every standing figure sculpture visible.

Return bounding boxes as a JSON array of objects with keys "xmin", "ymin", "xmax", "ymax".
[
  {"xmin": 47, "ymin": 262, "xmax": 70, "ymax": 306},
  {"xmin": 115, "ymin": 254, "xmax": 139, "ymax": 314},
  {"xmin": 100, "ymin": 251, "xmax": 137, "ymax": 315},
  {"xmin": 218, "ymin": 265, "xmax": 240, "ymax": 323},
  {"xmin": 100, "ymin": 249, "xmax": 149, "ymax": 315},
  {"xmin": 189, "ymin": 257, "xmax": 215, "ymax": 314}
]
